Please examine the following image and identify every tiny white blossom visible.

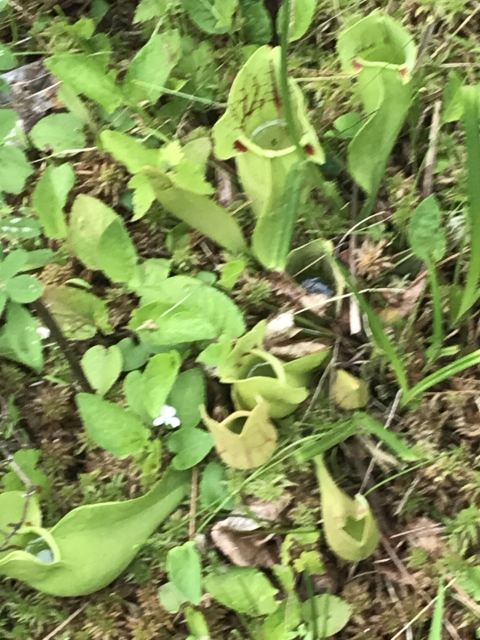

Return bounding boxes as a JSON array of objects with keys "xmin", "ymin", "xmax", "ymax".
[
  {"xmin": 153, "ymin": 404, "xmax": 181, "ymax": 429},
  {"xmin": 37, "ymin": 326, "xmax": 51, "ymax": 340}
]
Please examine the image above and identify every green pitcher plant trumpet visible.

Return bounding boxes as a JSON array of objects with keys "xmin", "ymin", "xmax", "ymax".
[
  {"xmin": 213, "ymin": 45, "xmax": 324, "ymax": 270},
  {"xmin": 0, "ymin": 469, "xmax": 190, "ymax": 596},
  {"xmin": 314, "ymin": 455, "xmax": 379, "ymax": 561},
  {"xmin": 201, "ymin": 399, "xmax": 277, "ymax": 469},
  {"xmin": 337, "ymin": 13, "xmax": 417, "ymax": 209},
  {"xmin": 219, "ymin": 321, "xmax": 330, "ymax": 418}
]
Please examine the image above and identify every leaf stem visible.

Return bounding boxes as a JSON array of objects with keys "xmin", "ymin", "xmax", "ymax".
[{"xmin": 30, "ymin": 299, "xmax": 94, "ymax": 394}]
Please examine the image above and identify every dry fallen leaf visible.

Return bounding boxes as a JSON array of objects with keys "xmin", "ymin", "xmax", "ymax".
[
  {"xmin": 269, "ymin": 341, "xmax": 329, "ymax": 361},
  {"xmin": 211, "ymin": 498, "xmax": 290, "ymax": 568}
]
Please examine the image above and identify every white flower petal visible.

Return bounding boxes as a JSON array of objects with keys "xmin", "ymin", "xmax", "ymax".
[
  {"xmin": 37, "ymin": 326, "xmax": 51, "ymax": 340},
  {"xmin": 161, "ymin": 404, "xmax": 177, "ymax": 419},
  {"xmin": 153, "ymin": 417, "xmax": 165, "ymax": 427},
  {"xmin": 168, "ymin": 417, "xmax": 181, "ymax": 429}
]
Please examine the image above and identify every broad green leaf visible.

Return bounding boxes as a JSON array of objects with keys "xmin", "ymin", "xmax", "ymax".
[
  {"xmin": 201, "ymin": 400, "xmax": 277, "ymax": 469},
  {"xmin": 117, "ymin": 337, "xmax": 152, "ymax": 371},
  {"xmin": 30, "ymin": 114, "xmax": 86, "ymax": 154},
  {"xmin": 32, "ymin": 163, "xmax": 75, "ymax": 239},
  {"xmin": 0, "ymin": 290, "xmax": 6, "ymax": 316},
  {"xmin": 0, "ymin": 470, "xmax": 190, "ymax": 596},
  {"xmin": 314, "ymin": 455, "xmax": 379, "ymax": 561},
  {"xmin": 332, "ymin": 369, "xmax": 369, "ymax": 410},
  {"xmin": 204, "ymin": 567, "xmax": 279, "ymax": 615},
  {"xmin": 146, "ymin": 170, "xmax": 247, "ymax": 254},
  {"xmin": 97, "ymin": 218, "xmax": 138, "ymax": 283},
  {"xmin": 0, "ymin": 302, "xmax": 43, "ymax": 371},
  {"xmin": 239, "ymin": 0, "xmax": 272, "ymax": 44},
  {"xmin": 124, "ymin": 370, "xmax": 151, "ymax": 424},
  {"xmin": 0, "ymin": 249, "xmax": 28, "ymax": 282},
  {"xmin": 6, "ymin": 274, "xmax": 44, "ymax": 303},
  {"xmin": 199, "ymin": 461, "xmax": 233, "ymax": 509},
  {"xmin": 100, "ymin": 130, "xmax": 160, "ymax": 174},
  {"xmin": 185, "ymin": 607, "xmax": 209, "ymax": 638},
  {"xmin": 124, "ymin": 31, "xmax": 182, "ymax": 105},
  {"xmin": 0, "ymin": 146, "xmax": 33, "ymax": 194},
  {"xmin": 277, "ymin": 0, "xmax": 317, "ymax": 42},
  {"xmin": 337, "ymin": 14, "xmax": 417, "ymax": 200},
  {"xmin": 143, "ymin": 351, "xmax": 182, "ymax": 420},
  {"xmin": 0, "ymin": 0, "xmax": 9, "ymax": 11},
  {"xmin": 2, "ymin": 449, "xmax": 50, "ymax": 499},
  {"xmin": 408, "ymin": 195, "xmax": 446, "ymax": 263},
  {"xmin": 158, "ymin": 582, "xmax": 189, "ymax": 613},
  {"xmin": 263, "ymin": 598, "xmax": 301, "ymax": 640},
  {"xmin": 0, "ymin": 43, "xmax": 16, "ymax": 71},
  {"xmin": 46, "ymin": 53, "xmax": 123, "ymax": 114},
  {"xmin": 129, "ymin": 172, "xmax": 156, "ymax": 220},
  {"xmin": 69, "ymin": 195, "xmax": 117, "ymax": 270},
  {"xmin": 218, "ymin": 258, "xmax": 245, "ymax": 290},
  {"xmin": 42, "ymin": 285, "xmax": 112, "ymax": 340},
  {"xmin": 81, "ymin": 345, "xmax": 123, "ymax": 396},
  {"xmin": 181, "ymin": 0, "xmax": 238, "ymax": 34},
  {"xmin": 168, "ymin": 427, "xmax": 214, "ymax": 469},
  {"xmin": 301, "ymin": 594, "xmax": 350, "ymax": 637},
  {"xmin": 0, "ymin": 216, "xmax": 41, "ymax": 239},
  {"xmin": 167, "ymin": 368, "xmax": 205, "ymax": 430},
  {"xmin": 0, "ymin": 108, "xmax": 17, "ymax": 140},
  {"xmin": 130, "ymin": 279, "xmax": 245, "ymax": 346},
  {"xmin": 134, "ymin": 0, "xmax": 169, "ymax": 23},
  {"xmin": 129, "ymin": 258, "xmax": 171, "ymax": 300},
  {"xmin": 167, "ymin": 541, "xmax": 202, "ymax": 604},
  {"xmin": 76, "ymin": 393, "xmax": 150, "ymax": 458}
]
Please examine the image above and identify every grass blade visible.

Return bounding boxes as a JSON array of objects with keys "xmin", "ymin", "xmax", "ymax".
[
  {"xmin": 402, "ymin": 349, "xmax": 480, "ymax": 405},
  {"xmin": 456, "ymin": 86, "xmax": 480, "ymax": 320},
  {"xmin": 428, "ymin": 580, "xmax": 445, "ymax": 640}
]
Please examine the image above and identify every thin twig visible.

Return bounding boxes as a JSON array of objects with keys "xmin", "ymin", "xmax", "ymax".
[
  {"xmin": 30, "ymin": 299, "xmax": 94, "ymax": 394},
  {"xmin": 41, "ymin": 605, "xmax": 87, "ymax": 640},
  {"xmin": 422, "ymin": 100, "xmax": 442, "ymax": 199},
  {"xmin": 188, "ymin": 466, "xmax": 199, "ymax": 541}
]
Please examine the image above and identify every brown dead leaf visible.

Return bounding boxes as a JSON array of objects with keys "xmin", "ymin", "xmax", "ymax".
[
  {"xmin": 407, "ymin": 516, "xmax": 444, "ymax": 559},
  {"xmin": 384, "ymin": 274, "xmax": 427, "ymax": 318},
  {"xmin": 211, "ymin": 498, "xmax": 290, "ymax": 568},
  {"xmin": 269, "ymin": 341, "xmax": 329, "ymax": 361}
]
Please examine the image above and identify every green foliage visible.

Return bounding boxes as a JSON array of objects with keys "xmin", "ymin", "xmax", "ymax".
[
  {"xmin": 239, "ymin": 0, "xmax": 272, "ymax": 44},
  {"xmin": 301, "ymin": 594, "xmax": 350, "ymax": 637},
  {"xmin": 277, "ymin": 0, "xmax": 317, "ymax": 42},
  {"xmin": 43, "ymin": 285, "xmax": 112, "ymax": 340},
  {"xmin": 81, "ymin": 345, "xmax": 123, "ymax": 396},
  {"xmin": 167, "ymin": 427, "xmax": 214, "ymax": 469},
  {"xmin": 167, "ymin": 541, "xmax": 202, "ymax": 604},
  {"xmin": 32, "ymin": 163, "xmax": 75, "ymax": 239},
  {"xmin": 2, "ymin": 449, "xmax": 50, "ymax": 500},
  {"xmin": 129, "ymin": 276, "xmax": 245, "ymax": 346},
  {"xmin": 46, "ymin": 53, "xmax": 123, "ymax": 113},
  {"xmin": 204, "ymin": 566, "xmax": 279, "ymax": 615},
  {"xmin": 123, "ymin": 31, "xmax": 182, "ymax": 105},
  {"xmin": 76, "ymin": 393, "xmax": 151, "ymax": 457},
  {"xmin": 181, "ymin": 0, "xmax": 238, "ymax": 34},
  {"xmin": 0, "ymin": 110, "xmax": 33, "ymax": 195},
  {"xmin": 408, "ymin": 196, "xmax": 446, "ymax": 263},
  {"xmin": 30, "ymin": 114, "xmax": 86, "ymax": 153}
]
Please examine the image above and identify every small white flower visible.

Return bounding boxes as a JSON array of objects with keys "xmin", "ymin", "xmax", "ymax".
[
  {"xmin": 37, "ymin": 326, "xmax": 51, "ymax": 340},
  {"xmin": 153, "ymin": 404, "xmax": 181, "ymax": 429}
]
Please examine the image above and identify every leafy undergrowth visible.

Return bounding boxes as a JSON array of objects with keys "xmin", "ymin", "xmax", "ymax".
[{"xmin": 2, "ymin": 0, "xmax": 480, "ymax": 638}]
